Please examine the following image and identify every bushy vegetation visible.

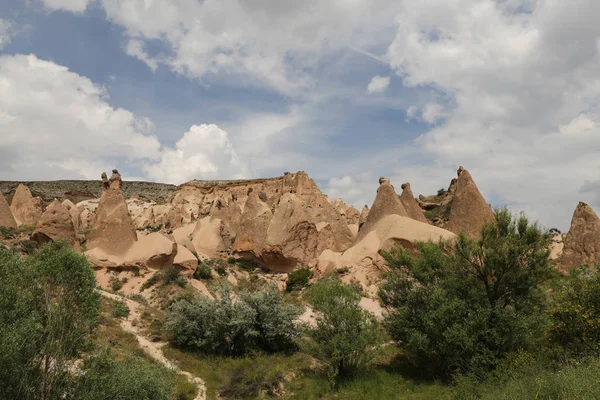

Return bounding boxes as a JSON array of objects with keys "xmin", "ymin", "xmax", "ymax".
[
  {"xmin": 380, "ymin": 209, "xmax": 553, "ymax": 379},
  {"xmin": 305, "ymin": 279, "xmax": 383, "ymax": 386},
  {"xmin": 193, "ymin": 262, "xmax": 212, "ymax": 280},
  {"xmin": 112, "ymin": 300, "xmax": 130, "ymax": 319},
  {"xmin": 286, "ymin": 266, "xmax": 313, "ymax": 292},
  {"xmin": 0, "ymin": 242, "xmax": 176, "ymax": 400},
  {"xmin": 166, "ymin": 286, "xmax": 301, "ymax": 357}
]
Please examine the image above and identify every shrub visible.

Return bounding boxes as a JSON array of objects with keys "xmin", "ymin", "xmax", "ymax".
[
  {"xmin": 380, "ymin": 209, "xmax": 554, "ymax": 379},
  {"xmin": 193, "ymin": 262, "xmax": 213, "ymax": 280},
  {"xmin": 166, "ymin": 287, "xmax": 301, "ymax": 357},
  {"xmin": 305, "ymin": 279, "xmax": 382, "ymax": 386},
  {"xmin": 213, "ymin": 259, "xmax": 228, "ymax": 276},
  {"xmin": 112, "ymin": 300, "xmax": 130, "ymax": 319},
  {"xmin": 286, "ymin": 266, "xmax": 313, "ymax": 292},
  {"xmin": 140, "ymin": 272, "xmax": 160, "ymax": 291},
  {"xmin": 219, "ymin": 357, "xmax": 284, "ymax": 399},
  {"xmin": 109, "ymin": 275, "xmax": 124, "ymax": 292},
  {"xmin": 19, "ymin": 239, "xmax": 39, "ymax": 255},
  {"xmin": 75, "ymin": 350, "xmax": 175, "ymax": 400},
  {"xmin": 549, "ymin": 265, "xmax": 600, "ymax": 357},
  {"xmin": 163, "ymin": 267, "xmax": 186, "ymax": 288}
]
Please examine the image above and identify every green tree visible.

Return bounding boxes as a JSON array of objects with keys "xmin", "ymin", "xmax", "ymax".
[
  {"xmin": 0, "ymin": 241, "xmax": 100, "ymax": 400},
  {"xmin": 305, "ymin": 279, "xmax": 382, "ymax": 386},
  {"xmin": 379, "ymin": 209, "xmax": 554, "ymax": 378},
  {"xmin": 550, "ymin": 265, "xmax": 600, "ymax": 357}
]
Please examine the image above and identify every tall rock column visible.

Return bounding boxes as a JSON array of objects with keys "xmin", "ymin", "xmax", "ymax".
[
  {"xmin": 87, "ymin": 170, "xmax": 137, "ymax": 255},
  {"xmin": 561, "ymin": 202, "xmax": 600, "ymax": 269}
]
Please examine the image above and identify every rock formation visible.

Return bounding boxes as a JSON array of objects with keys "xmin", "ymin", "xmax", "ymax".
[
  {"xmin": 61, "ymin": 199, "xmax": 80, "ymax": 231},
  {"xmin": 32, "ymin": 199, "xmax": 78, "ymax": 248},
  {"xmin": 356, "ymin": 177, "xmax": 408, "ymax": 241},
  {"xmin": 399, "ymin": 183, "xmax": 428, "ymax": 224},
  {"xmin": 86, "ymin": 174, "xmax": 138, "ymax": 255},
  {"xmin": 446, "ymin": 167, "xmax": 495, "ymax": 238},
  {"xmin": 359, "ymin": 205, "xmax": 369, "ymax": 229},
  {"xmin": 10, "ymin": 184, "xmax": 44, "ymax": 226},
  {"xmin": 0, "ymin": 192, "xmax": 17, "ymax": 228},
  {"xmin": 560, "ymin": 202, "xmax": 600, "ymax": 269}
]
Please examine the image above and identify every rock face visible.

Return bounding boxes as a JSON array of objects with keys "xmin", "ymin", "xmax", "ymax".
[
  {"xmin": 561, "ymin": 202, "xmax": 600, "ymax": 269},
  {"xmin": 399, "ymin": 183, "xmax": 428, "ymax": 224},
  {"xmin": 10, "ymin": 184, "xmax": 44, "ymax": 226},
  {"xmin": 61, "ymin": 199, "xmax": 80, "ymax": 231},
  {"xmin": 356, "ymin": 177, "xmax": 408, "ymax": 241},
  {"xmin": 32, "ymin": 200, "xmax": 78, "ymax": 248},
  {"xmin": 0, "ymin": 192, "xmax": 17, "ymax": 228},
  {"xmin": 86, "ymin": 177, "xmax": 138, "ymax": 255},
  {"xmin": 446, "ymin": 167, "xmax": 495, "ymax": 238}
]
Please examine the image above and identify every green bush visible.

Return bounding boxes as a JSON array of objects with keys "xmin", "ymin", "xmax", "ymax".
[
  {"xmin": 112, "ymin": 300, "xmax": 130, "ymax": 319},
  {"xmin": 549, "ymin": 265, "xmax": 600, "ymax": 357},
  {"xmin": 219, "ymin": 357, "xmax": 284, "ymax": 399},
  {"xmin": 166, "ymin": 287, "xmax": 301, "ymax": 357},
  {"xmin": 0, "ymin": 241, "xmax": 100, "ymax": 399},
  {"xmin": 286, "ymin": 266, "xmax": 313, "ymax": 292},
  {"xmin": 193, "ymin": 262, "xmax": 213, "ymax": 280},
  {"xmin": 163, "ymin": 267, "xmax": 186, "ymax": 287},
  {"xmin": 379, "ymin": 209, "xmax": 554, "ymax": 379},
  {"xmin": 305, "ymin": 279, "xmax": 382, "ymax": 386},
  {"xmin": 140, "ymin": 272, "xmax": 160, "ymax": 291},
  {"xmin": 109, "ymin": 275, "xmax": 124, "ymax": 292},
  {"xmin": 75, "ymin": 350, "xmax": 175, "ymax": 400}
]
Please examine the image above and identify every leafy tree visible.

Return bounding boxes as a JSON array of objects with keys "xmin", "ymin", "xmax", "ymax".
[
  {"xmin": 380, "ymin": 209, "xmax": 554, "ymax": 379},
  {"xmin": 0, "ymin": 241, "xmax": 100, "ymax": 400},
  {"xmin": 550, "ymin": 265, "xmax": 600, "ymax": 357},
  {"xmin": 305, "ymin": 279, "xmax": 382, "ymax": 386},
  {"xmin": 286, "ymin": 266, "xmax": 313, "ymax": 292}
]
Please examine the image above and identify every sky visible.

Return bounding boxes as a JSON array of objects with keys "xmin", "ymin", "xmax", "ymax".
[{"xmin": 1, "ymin": 0, "xmax": 600, "ymax": 231}]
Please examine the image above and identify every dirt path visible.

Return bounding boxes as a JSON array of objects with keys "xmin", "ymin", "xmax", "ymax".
[{"xmin": 98, "ymin": 290, "xmax": 206, "ymax": 400}]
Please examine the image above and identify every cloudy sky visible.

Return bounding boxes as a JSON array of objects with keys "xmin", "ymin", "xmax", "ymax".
[{"xmin": 1, "ymin": 0, "xmax": 600, "ymax": 230}]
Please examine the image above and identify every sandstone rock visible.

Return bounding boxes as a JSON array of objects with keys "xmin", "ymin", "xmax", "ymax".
[
  {"xmin": 561, "ymin": 202, "xmax": 600, "ymax": 269},
  {"xmin": 76, "ymin": 199, "xmax": 99, "ymax": 230},
  {"xmin": 0, "ymin": 192, "xmax": 16, "ymax": 228},
  {"xmin": 359, "ymin": 205, "xmax": 369, "ymax": 229},
  {"xmin": 32, "ymin": 199, "xmax": 78, "ymax": 248},
  {"xmin": 87, "ymin": 184, "xmax": 137, "ymax": 256},
  {"xmin": 61, "ymin": 199, "xmax": 81, "ymax": 232},
  {"xmin": 173, "ymin": 244, "xmax": 198, "ymax": 271},
  {"xmin": 10, "ymin": 184, "xmax": 43, "ymax": 227},
  {"xmin": 86, "ymin": 232, "xmax": 176, "ymax": 269},
  {"xmin": 109, "ymin": 169, "xmax": 122, "ymax": 190},
  {"xmin": 399, "ymin": 182, "xmax": 428, "ymax": 224},
  {"xmin": 356, "ymin": 178, "xmax": 408, "ymax": 241},
  {"xmin": 446, "ymin": 167, "xmax": 495, "ymax": 238},
  {"xmin": 171, "ymin": 223, "xmax": 197, "ymax": 254},
  {"xmin": 191, "ymin": 216, "xmax": 229, "ymax": 258}
]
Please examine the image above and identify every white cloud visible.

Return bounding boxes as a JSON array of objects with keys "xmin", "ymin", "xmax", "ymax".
[
  {"xmin": 367, "ymin": 75, "xmax": 391, "ymax": 93},
  {"xmin": 144, "ymin": 124, "xmax": 249, "ymax": 184},
  {"xmin": 385, "ymin": 0, "xmax": 600, "ymax": 230},
  {"xmin": 0, "ymin": 19, "xmax": 16, "ymax": 49},
  {"xmin": 41, "ymin": 0, "xmax": 91, "ymax": 12},
  {"xmin": 0, "ymin": 54, "xmax": 247, "ymax": 183},
  {"xmin": 91, "ymin": 0, "xmax": 401, "ymax": 95},
  {"xmin": 124, "ymin": 39, "xmax": 158, "ymax": 71}
]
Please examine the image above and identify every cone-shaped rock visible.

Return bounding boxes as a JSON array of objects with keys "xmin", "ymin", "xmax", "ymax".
[
  {"xmin": 561, "ymin": 202, "xmax": 600, "ymax": 269},
  {"xmin": 356, "ymin": 177, "xmax": 408, "ymax": 242},
  {"xmin": 0, "ymin": 192, "xmax": 17, "ymax": 228},
  {"xmin": 358, "ymin": 205, "xmax": 369, "ymax": 230},
  {"xmin": 400, "ymin": 183, "xmax": 428, "ymax": 224},
  {"xmin": 87, "ymin": 184, "xmax": 137, "ymax": 255},
  {"xmin": 10, "ymin": 184, "xmax": 43, "ymax": 226},
  {"xmin": 446, "ymin": 167, "xmax": 495, "ymax": 238},
  {"xmin": 61, "ymin": 199, "xmax": 81, "ymax": 231},
  {"xmin": 32, "ymin": 199, "xmax": 78, "ymax": 248}
]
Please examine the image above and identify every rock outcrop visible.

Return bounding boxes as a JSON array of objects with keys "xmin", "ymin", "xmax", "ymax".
[
  {"xmin": 356, "ymin": 177, "xmax": 408, "ymax": 241},
  {"xmin": 446, "ymin": 167, "xmax": 495, "ymax": 238},
  {"xmin": 0, "ymin": 192, "xmax": 17, "ymax": 228},
  {"xmin": 10, "ymin": 184, "xmax": 44, "ymax": 226},
  {"xmin": 399, "ymin": 183, "xmax": 428, "ymax": 224},
  {"xmin": 560, "ymin": 202, "xmax": 600, "ymax": 269},
  {"xmin": 61, "ymin": 199, "xmax": 80, "ymax": 231},
  {"xmin": 32, "ymin": 199, "xmax": 78, "ymax": 248},
  {"xmin": 86, "ymin": 176, "xmax": 137, "ymax": 255}
]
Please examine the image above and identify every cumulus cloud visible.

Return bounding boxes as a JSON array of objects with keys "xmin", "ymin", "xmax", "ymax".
[
  {"xmin": 144, "ymin": 124, "xmax": 249, "ymax": 184},
  {"xmin": 367, "ymin": 75, "xmax": 391, "ymax": 93},
  {"xmin": 41, "ymin": 0, "xmax": 91, "ymax": 12},
  {"xmin": 81, "ymin": 0, "xmax": 401, "ymax": 95},
  {"xmin": 0, "ymin": 54, "xmax": 247, "ymax": 183},
  {"xmin": 124, "ymin": 39, "xmax": 158, "ymax": 71},
  {"xmin": 385, "ymin": 0, "xmax": 600, "ymax": 229}
]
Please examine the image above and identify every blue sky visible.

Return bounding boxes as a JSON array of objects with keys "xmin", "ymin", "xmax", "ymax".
[{"xmin": 2, "ymin": 0, "xmax": 600, "ymax": 231}]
